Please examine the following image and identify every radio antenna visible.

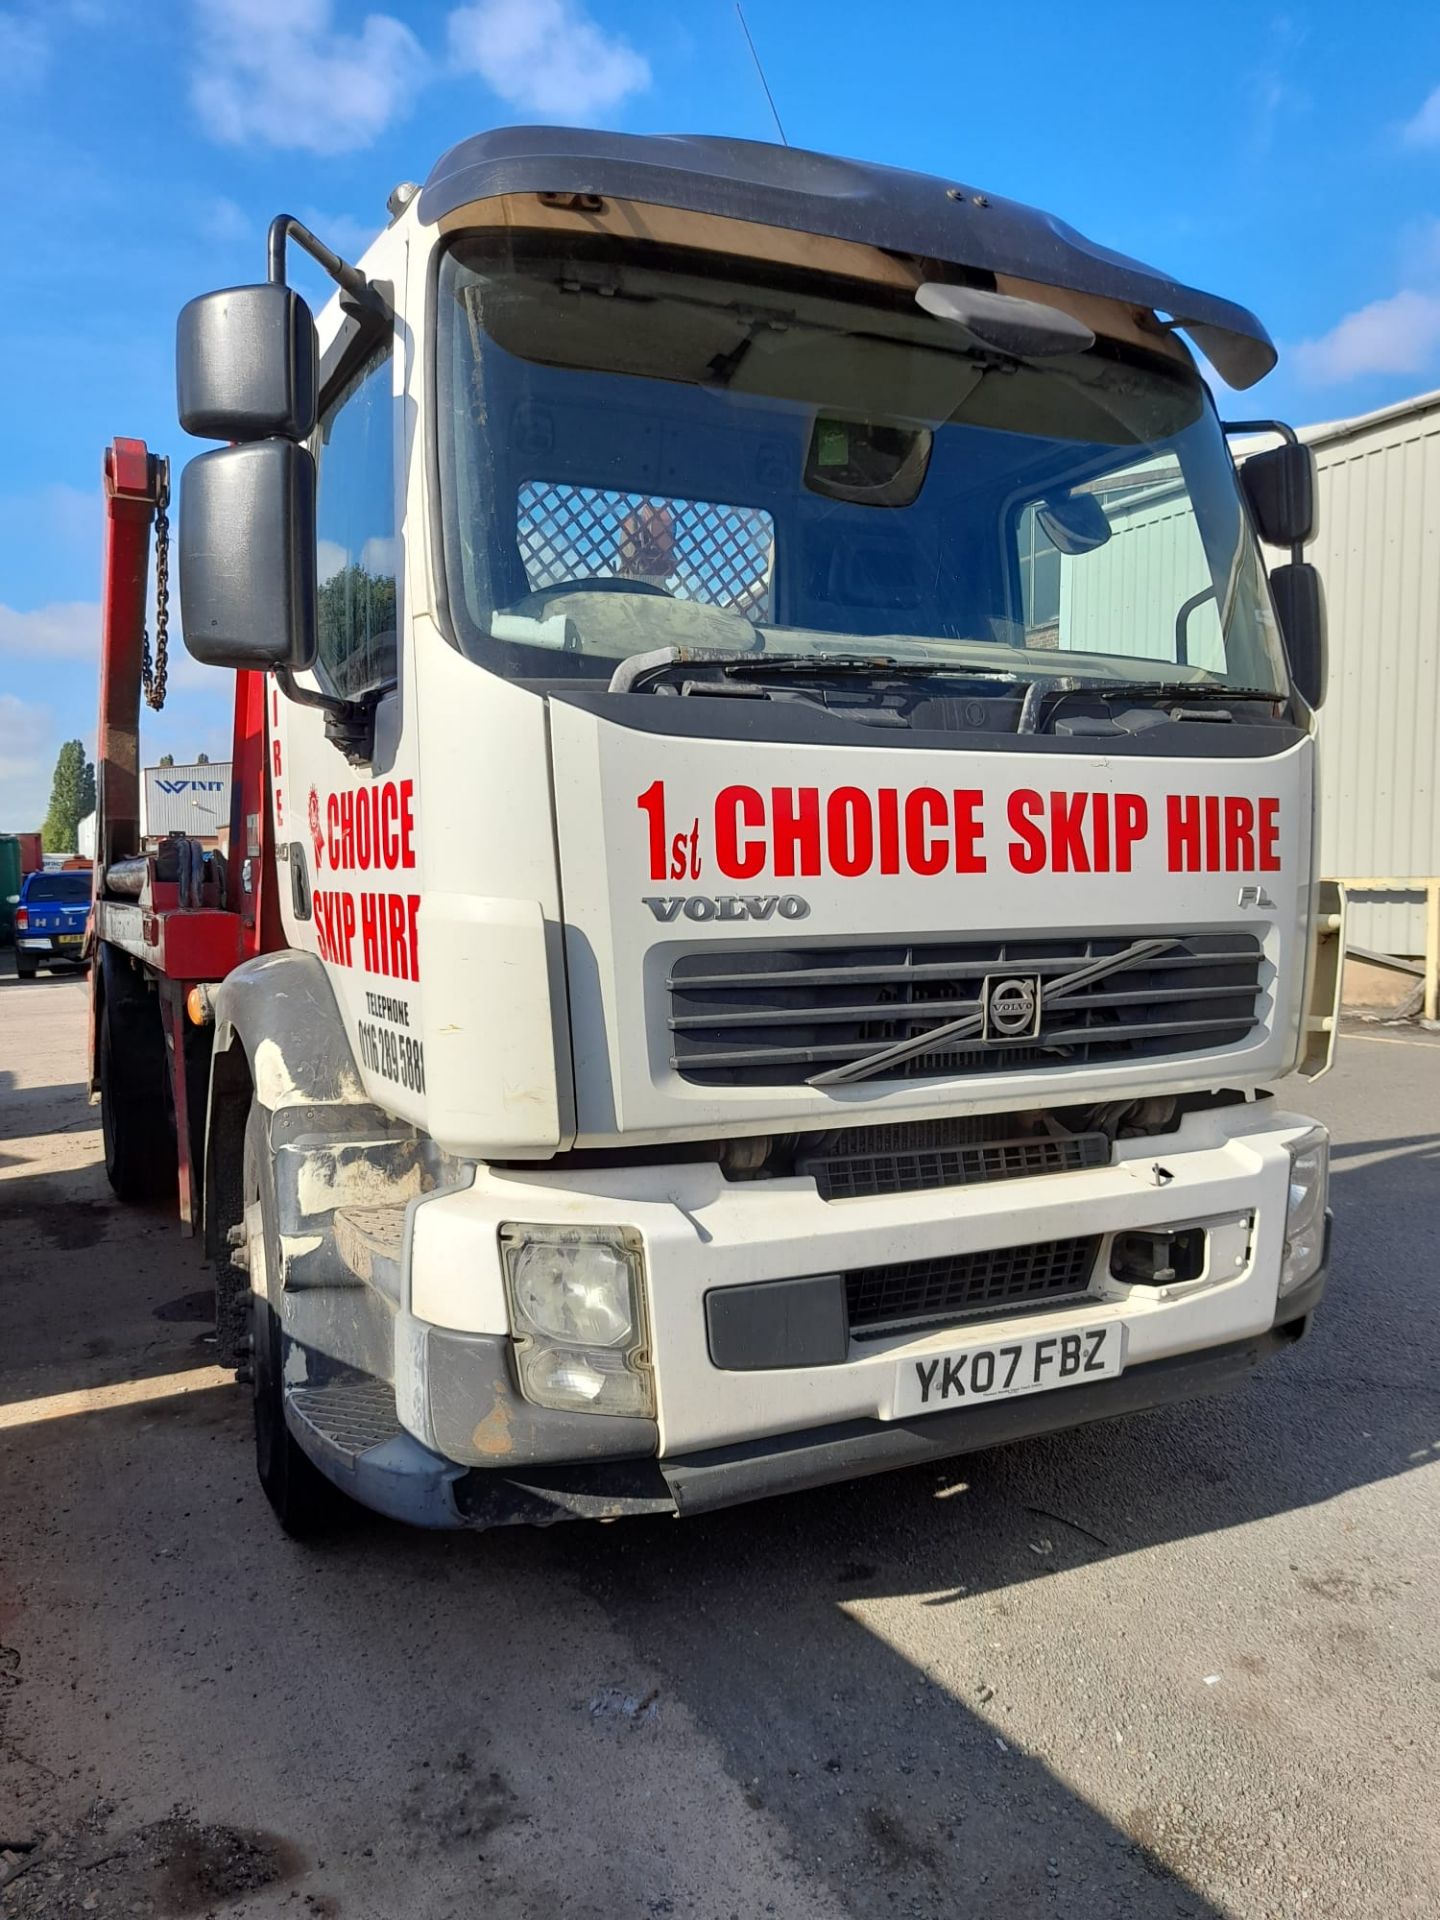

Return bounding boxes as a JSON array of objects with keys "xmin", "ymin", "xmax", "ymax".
[{"xmin": 735, "ymin": 3, "xmax": 788, "ymax": 147}]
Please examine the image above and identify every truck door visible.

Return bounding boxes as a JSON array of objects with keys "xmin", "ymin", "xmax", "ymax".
[{"xmin": 271, "ymin": 304, "xmax": 427, "ymax": 1122}]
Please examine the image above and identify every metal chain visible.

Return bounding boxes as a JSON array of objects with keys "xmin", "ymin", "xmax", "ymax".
[{"xmin": 141, "ymin": 457, "xmax": 171, "ymax": 712}]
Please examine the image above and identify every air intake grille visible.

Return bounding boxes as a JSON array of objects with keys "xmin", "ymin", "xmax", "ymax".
[
  {"xmin": 668, "ymin": 931, "xmax": 1265, "ymax": 1087},
  {"xmin": 846, "ymin": 1237, "xmax": 1099, "ymax": 1336},
  {"xmin": 797, "ymin": 1117, "xmax": 1110, "ymax": 1200}
]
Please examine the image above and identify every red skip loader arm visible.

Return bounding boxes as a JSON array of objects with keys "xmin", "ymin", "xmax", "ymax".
[
  {"xmin": 91, "ymin": 437, "xmax": 276, "ymax": 1230},
  {"xmin": 96, "ymin": 438, "xmax": 161, "ymax": 875}
]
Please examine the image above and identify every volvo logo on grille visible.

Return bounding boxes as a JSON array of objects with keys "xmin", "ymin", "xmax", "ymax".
[
  {"xmin": 983, "ymin": 973, "xmax": 1042, "ymax": 1040},
  {"xmin": 643, "ymin": 894, "xmax": 811, "ymax": 923}
]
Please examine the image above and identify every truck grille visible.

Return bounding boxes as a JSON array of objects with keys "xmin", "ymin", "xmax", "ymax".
[
  {"xmin": 846, "ymin": 1236, "xmax": 1100, "ymax": 1337},
  {"xmin": 668, "ymin": 931, "xmax": 1265, "ymax": 1087}
]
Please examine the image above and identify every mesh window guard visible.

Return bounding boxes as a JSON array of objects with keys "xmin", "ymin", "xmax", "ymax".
[{"xmin": 515, "ymin": 482, "xmax": 775, "ymax": 619}]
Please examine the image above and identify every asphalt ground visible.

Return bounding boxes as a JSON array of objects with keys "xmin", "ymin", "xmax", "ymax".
[{"xmin": 1, "ymin": 955, "xmax": 1437, "ymax": 1919}]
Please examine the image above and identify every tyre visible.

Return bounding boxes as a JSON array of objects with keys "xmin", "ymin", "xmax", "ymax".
[
  {"xmin": 14, "ymin": 956, "xmax": 37, "ymax": 980},
  {"xmin": 99, "ymin": 992, "xmax": 175, "ymax": 1203},
  {"xmin": 244, "ymin": 1103, "xmax": 345, "ymax": 1538}
]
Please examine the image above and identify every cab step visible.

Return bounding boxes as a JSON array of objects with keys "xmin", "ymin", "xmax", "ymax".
[
  {"xmin": 284, "ymin": 1375, "xmax": 466, "ymax": 1529},
  {"xmin": 288, "ymin": 1377, "xmax": 402, "ymax": 1454}
]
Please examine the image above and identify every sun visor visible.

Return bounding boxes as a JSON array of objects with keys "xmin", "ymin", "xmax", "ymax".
[{"xmin": 728, "ymin": 333, "xmax": 985, "ymax": 425}]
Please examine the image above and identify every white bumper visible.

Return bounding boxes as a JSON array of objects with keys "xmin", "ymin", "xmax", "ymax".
[{"xmin": 408, "ymin": 1101, "xmax": 1321, "ymax": 1457}]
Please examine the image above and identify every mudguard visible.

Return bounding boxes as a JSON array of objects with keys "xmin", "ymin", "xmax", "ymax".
[
  {"xmin": 211, "ymin": 948, "xmax": 368, "ymax": 1114},
  {"xmin": 204, "ymin": 950, "xmax": 442, "ymax": 1383}
]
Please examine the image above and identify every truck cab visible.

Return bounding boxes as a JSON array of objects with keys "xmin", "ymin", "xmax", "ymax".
[{"xmin": 97, "ymin": 129, "xmax": 1339, "ymax": 1533}]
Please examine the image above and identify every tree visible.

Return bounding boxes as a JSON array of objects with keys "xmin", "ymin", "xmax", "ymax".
[
  {"xmin": 42, "ymin": 740, "xmax": 93, "ymax": 853},
  {"xmin": 158, "ymin": 753, "xmax": 175, "ymax": 767},
  {"xmin": 317, "ymin": 565, "xmax": 398, "ymax": 690},
  {"xmin": 196, "ymin": 752, "xmax": 210, "ymax": 764}
]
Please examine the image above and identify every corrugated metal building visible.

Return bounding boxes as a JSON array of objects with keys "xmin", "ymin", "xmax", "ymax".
[
  {"xmin": 141, "ymin": 762, "xmax": 232, "ymax": 843},
  {"xmin": 1289, "ymin": 391, "xmax": 1440, "ymax": 958},
  {"xmin": 1042, "ymin": 392, "xmax": 1439, "ymax": 958}
]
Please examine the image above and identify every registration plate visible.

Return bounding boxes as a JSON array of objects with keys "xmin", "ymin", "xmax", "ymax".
[
  {"xmin": 894, "ymin": 1321, "xmax": 1124, "ymax": 1417},
  {"xmin": 57, "ymin": 934, "xmax": 83, "ymax": 947}
]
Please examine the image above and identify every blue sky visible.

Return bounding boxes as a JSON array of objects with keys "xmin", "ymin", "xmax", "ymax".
[{"xmin": 3, "ymin": 0, "xmax": 1440, "ymax": 828}]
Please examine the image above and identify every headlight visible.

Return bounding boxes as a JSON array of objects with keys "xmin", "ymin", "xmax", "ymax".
[
  {"xmin": 1279, "ymin": 1126, "xmax": 1329, "ymax": 1297},
  {"xmin": 509, "ymin": 1236, "xmax": 634, "ymax": 1346},
  {"xmin": 500, "ymin": 1224, "xmax": 653, "ymax": 1417}
]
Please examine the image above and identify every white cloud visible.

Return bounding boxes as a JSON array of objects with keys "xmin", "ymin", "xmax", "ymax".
[
  {"xmin": 447, "ymin": 0, "xmax": 650, "ymax": 118},
  {"xmin": 0, "ymin": 601, "xmax": 98, "ymax": 660},
  {"xmin": 191, "ymin": 0, "xmax": 428, "ymax": 155},
  {"xmin": 359, "ymin": 535, "xmax": 398, "ymax": 577},
  {"xmin": 1401, "ymin": 82, "xmax": 1440, "ymax": 148},
  {"xmin": 1292, "ymin": 288, "xmax": 1440, "ymax": 384}
]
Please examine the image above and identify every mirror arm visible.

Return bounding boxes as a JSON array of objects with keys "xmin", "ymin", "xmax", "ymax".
[
  {"xmin": 1223, "ymin": 418, "xmax": 1299, "ymax": 446},
  {"xmin": 275, "ymin": 669, "xmax": 380, "ymax": 768},
  {"xmin": 266, "ymin": 215, "xmax": 388, "ymax": 326}
]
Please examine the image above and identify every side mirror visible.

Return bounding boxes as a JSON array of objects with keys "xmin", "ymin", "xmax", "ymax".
[
  {"xmin": 1239, "ymin": 439, "xmax": 1316, "ymax": 549},
  {"xmin": 178, "ymin": 440, "xmax": 317, "ymax": 671},
  {"xmin": 1269, "ymin": 561, "xmax": 1326, "ymax": 708},
  {"xmin": 177, "ymin": 284, "xmax": 318, "ymax": 442}
]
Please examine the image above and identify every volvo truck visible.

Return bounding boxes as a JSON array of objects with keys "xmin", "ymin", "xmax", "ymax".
[{"xmin": 89, "ymin": 127, "xmax": 1341, "ymax": 1534}]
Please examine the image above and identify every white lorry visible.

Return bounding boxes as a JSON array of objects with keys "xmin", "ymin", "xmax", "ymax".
[{"xmin": 90, "ymin": 128, "xmax": 1340, "ymax": 1534}]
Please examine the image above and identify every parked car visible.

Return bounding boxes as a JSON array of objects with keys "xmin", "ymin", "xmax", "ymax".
[{"xmin": 13, "ymin": 869, "xmax": 91, "ymax": 978}]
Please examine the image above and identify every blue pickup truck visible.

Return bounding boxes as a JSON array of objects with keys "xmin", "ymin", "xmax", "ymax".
[{"xmin": 14, "ymin": 869, "xmax": 91, "ymax": 978}]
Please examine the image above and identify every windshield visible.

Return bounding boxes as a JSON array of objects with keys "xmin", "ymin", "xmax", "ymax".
[{"xmin": 437, "ymin": 235, "xmax": 1286, "ymax": 696}]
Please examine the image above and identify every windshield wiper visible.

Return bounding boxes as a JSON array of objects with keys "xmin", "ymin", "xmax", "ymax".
[
  {"xmin": 721, "ymin": 654, "xmax": 1024, "ymax": 681},
  {"xmin": 608, "ymin": 646, "xmax": 1024, "ymax": 695},
  {"xmin": 1092, "ymin": 681, "xmax": 1282, "ymax": 704}
]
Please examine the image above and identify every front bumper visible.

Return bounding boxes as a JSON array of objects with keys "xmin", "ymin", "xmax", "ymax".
[
  {"xmin": 321, "ymin": 1253, "xmax": 1327, "ymax": 1531},
  {"xmin": 332, "ymin": 1103, "xmax": 1334, "ymax": 1527},
  {"xmin": 405, "ymin": 1102, "xmax": 1321, "ymax": 1455}
]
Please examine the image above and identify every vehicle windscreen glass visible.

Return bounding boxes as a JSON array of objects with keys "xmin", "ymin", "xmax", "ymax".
[
  {"xmin": 436, "ymin": 234, "xmax": 1286, "ymax": 695},
  {"xmin": 28, "ymin": 873, "xmax": 90, "ymax": 902}
]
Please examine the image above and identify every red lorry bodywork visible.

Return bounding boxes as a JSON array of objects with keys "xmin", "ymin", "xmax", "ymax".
[{"xmin": 89, "ymin": 436, "xmax": 277, "ymax": 1228}]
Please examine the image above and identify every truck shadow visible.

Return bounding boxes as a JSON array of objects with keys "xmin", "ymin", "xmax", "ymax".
[
  {"xmin": 0, "ymin": 1075, "xmax": 92, "ymax": 1144},
  {"xmin": 521, "ymin": 1135, "xmax": 1437, "ymax": 1915}
]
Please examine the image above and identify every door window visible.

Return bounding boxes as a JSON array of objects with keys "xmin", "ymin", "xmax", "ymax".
[{"xmin": 315, "ymin": 345, "xmax": 398, "ymax": 697}]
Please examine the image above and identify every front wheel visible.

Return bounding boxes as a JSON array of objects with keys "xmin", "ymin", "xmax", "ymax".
[{"xmin": 244, "ymin": 1104, "xmax": 345, "ymax": 1538}]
